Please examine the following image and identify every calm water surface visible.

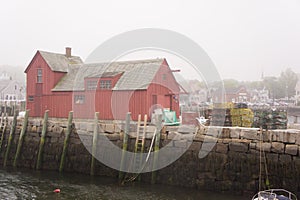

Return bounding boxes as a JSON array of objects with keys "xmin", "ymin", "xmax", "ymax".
[{"xmin": 0, "ymin": 169, "xmax": 250, "ymax": 200}]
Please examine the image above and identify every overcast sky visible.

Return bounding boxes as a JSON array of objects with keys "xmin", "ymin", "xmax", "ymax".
[{"xmin": 1, "ymin": 0, "xmax": 300, "ymax": 81}]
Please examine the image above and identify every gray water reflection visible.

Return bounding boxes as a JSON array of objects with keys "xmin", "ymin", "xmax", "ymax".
[{"xmin": 0, "ymin": 169, "xmax": 249, "ymax": 200}]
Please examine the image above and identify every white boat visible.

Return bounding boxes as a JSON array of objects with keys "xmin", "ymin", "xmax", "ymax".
[{"xmin": 252, "ymin": 189, "xmax": 298, "ymax": 200}]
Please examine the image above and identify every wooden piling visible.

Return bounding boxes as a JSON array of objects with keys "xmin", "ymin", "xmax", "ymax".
[
  {"xmin": 59, "ymin": 111, "xmax": 73, "ymax": 173},
  {"xmin": 11, "ymin": 104, "xmax": 14, "ymax": 116},
  {"xmin": 119, "ymin": 112, "xmax": 131, "ymax": 182},
  {"xmin": 36, "ymin": 110, "xmax": 49, "ymax": 170},
  {"xmin": 13, "ymin": 110, "xmax": 30, "ymax": 167},
  {"xmin": 4, "ymin": 102, "xmax": 7, "ymax": 116},
  {"xmin": 0, "ymin": 112, "xmax": 4, "ymax": 130},
  {"xmin": 3, "ymin": 110, "xmax": 18, "ymax": 167},
  {"xmin": 151, "ymin": 114, "xmax": 162, "ymax": 184},
  {"xmin": 0, "ymin": 113, "xmax": 7, "ymax": 153},
  {"xmin": 90, "ymin": 112, "xmax": 99, "ymax": 176}
]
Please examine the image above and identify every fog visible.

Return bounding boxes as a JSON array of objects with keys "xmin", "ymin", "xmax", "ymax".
[{"xmin": 1, "ymin": 0, "xmax": 300, "ymax": 81}]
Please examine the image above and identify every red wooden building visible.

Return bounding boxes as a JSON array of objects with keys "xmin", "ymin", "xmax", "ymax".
[
  {"xmin": 25, "ymin": 48, "xmax": 180, "ymax": 120},
  {"xmin": 212, "ymin": 86, "xmax": 250, "ymax": 103}
]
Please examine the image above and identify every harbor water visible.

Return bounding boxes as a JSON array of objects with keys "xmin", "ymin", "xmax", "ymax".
[{"xmin": 0, "ymin": 168, "xmax": 250, "ymax": 200}]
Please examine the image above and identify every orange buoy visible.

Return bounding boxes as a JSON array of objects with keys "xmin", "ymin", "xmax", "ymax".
[{"xmin": 53, "ymin": 189, "xmax": 61, "ymax": 193}]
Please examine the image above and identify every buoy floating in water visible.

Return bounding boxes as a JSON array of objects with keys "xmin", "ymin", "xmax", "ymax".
[{"xmin": 53, "ymin": 188, "xmax": 61, "ymax": 193}]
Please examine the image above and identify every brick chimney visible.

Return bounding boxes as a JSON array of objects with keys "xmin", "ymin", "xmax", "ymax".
[{"xmin": 65, "ymin": 47, "xmax": 71, "ymax": 57}]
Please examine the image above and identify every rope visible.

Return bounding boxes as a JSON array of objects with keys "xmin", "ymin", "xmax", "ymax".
[
  {"xmin": 259, "ymin": 126, "xmax": 262, "ymax": 191},
  {"xmin": 262, "ymin": 144, "xmax": 270, "ymax": 189},
  {"xmin": 259, "ymin": 126, "xmax": 270, "ymax": 190}
]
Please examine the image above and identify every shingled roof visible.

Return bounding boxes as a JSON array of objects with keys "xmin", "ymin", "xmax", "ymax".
[
  {"xmin": 39, "ymin": 50, "xmax": 83, "ymax": 72},
  {"xmin": 52, "ymin": 58, "xmax": 164, "ymax": 91}
]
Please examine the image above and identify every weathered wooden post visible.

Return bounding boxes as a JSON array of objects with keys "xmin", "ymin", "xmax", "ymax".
[
  {"xmin": 0, "ymin": 113, "xmax": 7, "ymax": 153},
  {"xmin": 4, "ymin": 101, "xmax": 7, "ymax": 116},
  {"xmin": 90, "ymin": 112, "xmax": 99, "ymax": 176},
  {"xmin": 119, "ymin": 112, "xmax": 131, "ymax": 183},
  {"xmin": 13, "ymin": 110, "xmax": 30, "ymax": 167},
  {"xmin": 0, "ymin": 112, "xmax": 4, "ymax": 130},
  {"xmin": 36, "ymin": 110, "xmax": 49, "ymax": 170},
  {"xmin": 59, "ymin": 111, "xmax": 73, "ymax": 173},
  {"xmin": 11, "ymin": 104, "xmax": 14, "ymax": 116},
  {"xmin": 151, "ymin": 114, "xmax": 162, "ymax": 184},
  {"xmin": 3, "ymin": 110, "xmax": 18, "ymax": 167}
]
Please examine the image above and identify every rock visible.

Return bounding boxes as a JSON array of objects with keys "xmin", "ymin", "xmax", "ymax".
[
  {"xmin": 283, "ymin": 131, "xmax": 296, "ymax": 144},
  {"xmin": 32, "ymin": 119, "xmax": 42, "ymax": 126},
  {"xmin": 178, "ymin": 125, "xmax": 197, "ymax": 134},
  {"xmin": 285, "ymin": 144, "xmax": 298, "ymax": 155},
  {"xmin": 79, "ymin": 122, "xmax": 87, "ymax": 131},
  {"xmin": 262, "ymin": 130, "xmax": 272, "ymax": 142},
  {"xmin": 202, "ymin": 135, "xmax": 218, "ymax": 143},
  {"xmin": 271, "ymin": 142, "xmax": 284, "ymax": 153},
  {"xmin": 220, "ymin": 138, "xmax": 232, "ymax": 144},
  {"xmin": 31, "ymin": 126, "xmax": 37, "ymax": 132},
  {"xmin": 114, "ymin": 124, "xmax": 121, "ymax": 133},
  {"xmin": 52, "ymin": 125, "xmax": 64, "ymax": 134},
  {"xmin": 37, "ymin": 126, "xmax": 42, "ymax": 133},
  {"xmin": 105, "ymin": 124, "xmax": 115, "ymax": 133},
  {"xmin": 271, "ymin": 130, "xmax": 283, "ymax": 142},
  {"xmin": 47, "ymin": 126, "xmax": 53, "ymax": 132},
  {"xmin": 69, "ymin": 137, "xmax": 82, "ymax": 145},
  {"xmin": 256, "ymin": 142, "xmax": 271, "ymax": 152},
  {"xmin": 188, "ymin": 141, "xmax": 202, "ymax": 152},
  {"xmin": 240, "ymin": 128, "xmax": 259, "ymax": 140},
  {"xmin": 86, "ymin": 123, "xmax": 94, "ymax": 132},
  {"xmin": 194, "ymin": 134, "xmax": 205, "ymax": 142},
  {"xmin": 230, "ymin": 127, "xmax": 240, "ymax": 138},
  {"xmin": 266, "ymin": 153, "xmax": 279, "ymax": 162},
  {"xmin": 279, "ymin": 154, "xmax": 292, "ymax": 163},
  {"xmin": 221, "ymin": 128, "xmax": 230, "ymax": 138},
  {"xmin": 106, "ymin": 133, "xmax": 120, "ymax": 141},
  {"xmin": 216, "ymin": 143, "xmax": 228, "ymax": 153},
  {"xmin": 229, "ymin": 142, "xmax": 249, "ymax": 152},
  {"xmin": 249, "ymin": 142, "xmax": 256, "ymax": 149},
  {"xmin": 296, "ymin": 133, "xmax": 300, "ymax": 145}
]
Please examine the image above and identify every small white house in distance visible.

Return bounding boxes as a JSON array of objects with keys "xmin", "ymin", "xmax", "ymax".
[
  {"xmin": 0, "ymin": 71, "xmax": 25, "ymax": 103},
  {"xmin": 296, "ymin": 74, "xmax": 300, "ymax": 106}
]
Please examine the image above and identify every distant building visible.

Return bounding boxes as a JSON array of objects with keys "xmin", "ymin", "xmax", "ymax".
[
  {"xmin": 188, "ymin": 89, "xmax": 208, "ymax": 105},
  {"xmin": 250, "ymin": 88, "xmax": 269, "ymax": 103},
  {"xmin": 212, "ymin": 86, "xmax": 250, "ymax": 103},
  {"xmin": 0, "ymin": 71, "xmax": 25, "ymax": 103},
  {"xmin": 295, "ymin": 74, "xmax": 300, "ymax": 106}
]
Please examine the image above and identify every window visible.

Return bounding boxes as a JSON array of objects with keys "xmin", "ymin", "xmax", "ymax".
[
  {"xmin": 100, "ymin": 80, "xmax": 112, "ymax": 89},
  {"xmin": 28, "ymin": 96, "xmax": 34, "ymax": 102},
  {"xmin": 37, "ymin": 69, "xmax": 42, "ymax": 83},
  {"xmin": 74, "ymin": 95, "xmax": 85, "ymax": 104},
  {"xmin": 162, "ymin": 74, "xmax": 167, "ymax": 80},
  {"xmin": 87, "ymin": 80, "xmax": 97, "ymax": 90}
]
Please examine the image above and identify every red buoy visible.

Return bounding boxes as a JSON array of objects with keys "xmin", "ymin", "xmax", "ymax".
[{"xmin": 53, "ymin": 188, "xmax": 61, "ymax": 193}]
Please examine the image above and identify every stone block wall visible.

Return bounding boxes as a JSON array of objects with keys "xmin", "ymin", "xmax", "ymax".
[
  {"xmin": 157, "ymin": 127, "xmax": 300, "ymax": 194},
  {"xmin": 0, "ymin": 117, "xmax": 299, "ymax": 194}
]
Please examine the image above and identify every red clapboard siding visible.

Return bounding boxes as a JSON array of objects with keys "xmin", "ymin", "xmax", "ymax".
[
  {"xmin": 25, "ymin": 53, "xmax": 180, "ymax": 120},
  {"xmin": 25, "ymin": 51, "xmax": 69, "ymax": 117}
]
